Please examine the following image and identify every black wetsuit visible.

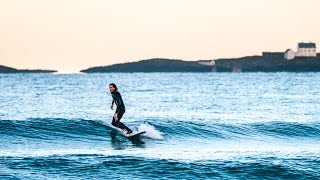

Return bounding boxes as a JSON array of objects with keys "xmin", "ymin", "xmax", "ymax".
[{"xmin": 111, "ymin": 91, "xmax": 131, "ymax": 132}]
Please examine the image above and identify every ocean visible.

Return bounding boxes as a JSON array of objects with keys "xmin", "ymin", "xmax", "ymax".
[{"xmin": 0, "ymin": 73, "xmax": 319, "ymax": 179}]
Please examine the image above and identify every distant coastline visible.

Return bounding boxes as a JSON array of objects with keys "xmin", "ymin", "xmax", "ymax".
[
  {"xmin": 80, "ymin": 56, "xmax": 320, "ymax": 73},
  {"xmin": 0, "ymin": 65, "xmax": 57, "ymax": 73},
  {"xmin": 212, "ymin": 56, "xmax": 320, "ymax": 72},
  {"xmin": 211, "ymin": 42, "xmax": 320, "ymax": 72},
  {"xmin": 3, "ymin": 56, "xmax": 320, "ymax": 74},
  {"xmin": 3, "ymin": 42, "xmax": 320, "ymax": 73},
  {"xmin": 80, "ymin": 59, "xmax": 212, "ymax": 73},
  {"xmin": 81, "ymin": 42, "xmax": 320, "ymax": 73}
]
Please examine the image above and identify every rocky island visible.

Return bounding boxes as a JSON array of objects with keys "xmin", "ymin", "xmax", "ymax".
[
  {"xmin": 80, "ymin": 56, "xmax": 320, "ymax": 73},
  {"xmin": 0, "ymin": 65, "xmax": 57, "ymax": 73},
  {"xmin": 80, "ymin": 58, "xmax": 212, "ymax": 73},
  {"xmin": 212, "ymin": 42, "xmax": 320, "ymax": 72},
  {"xmin": 212, "ymin": 55, "xmax": 320, "ymax": 72}
]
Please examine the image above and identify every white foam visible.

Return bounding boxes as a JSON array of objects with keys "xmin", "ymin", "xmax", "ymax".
[{"xmin": 137, "ymin": 123, "xmax": 164, "ymax": 140}]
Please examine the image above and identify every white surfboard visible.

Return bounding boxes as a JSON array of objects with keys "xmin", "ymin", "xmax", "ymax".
[
  {"xmin": 122, "ymin": 130, "xmax": 146, "ymax": 138},
  {"xmin": 108, "ymin": 123, "xmax": 146, "ymax": 138}
]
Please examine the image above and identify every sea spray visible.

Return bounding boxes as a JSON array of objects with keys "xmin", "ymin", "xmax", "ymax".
[{"xmin": 138, "ymin": 123, "xmax": 164, "ymax": 140}]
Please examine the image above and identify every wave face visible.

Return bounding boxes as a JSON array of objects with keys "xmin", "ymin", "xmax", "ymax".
[{"xmin": 1, "ymin": 73, "xmax": 320, "ymax": 179}]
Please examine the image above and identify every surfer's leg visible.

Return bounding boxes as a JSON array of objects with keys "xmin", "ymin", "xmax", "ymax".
[
  {"xmin": 117, "ymin": 122, "xmax": 131, "ymax": 132},
  {"xmin": 111, "ymin": 110, "xmax": 127, "ymax": 128},
  {"xmin": 112, "ymin": 116, "xmax": 124, "ymax": 129},
  {"xmin": 116, "ymin": 111, "xmax": 132, "ymax": 133},
  {"xmin": 111, "ymin": 117, "xmax": 117, "ymax": 127}
]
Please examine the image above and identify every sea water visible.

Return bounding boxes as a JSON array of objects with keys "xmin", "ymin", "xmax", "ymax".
[{"xmin": 0, "ymin": 73, "xmax": 319, "ymax": 179}]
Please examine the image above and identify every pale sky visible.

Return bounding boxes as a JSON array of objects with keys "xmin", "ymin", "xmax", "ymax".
[{"xmin": 1, "ymin": 0, "xmax": 320, "ymax": 73}]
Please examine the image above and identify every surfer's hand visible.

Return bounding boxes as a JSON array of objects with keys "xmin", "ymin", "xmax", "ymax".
[
  {"xmin": 114, "ymin": 113, "xmax": 118, "ymax": 121},
  {"xmin": 111, "ymin": 105, "xmax": 114, "ymax": 110}
]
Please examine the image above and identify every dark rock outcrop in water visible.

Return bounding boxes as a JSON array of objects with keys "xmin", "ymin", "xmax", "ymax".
[
  {"xmin": 0, "ymin": 65, "xmax": 57, "ymax": 73},
  {"xmin": 213, "ymin": 56, "xmax": 320, "ymax": 72},
  {"xmin": 80, "ymin": 58, "xmax": 212, "ymax": 73}
]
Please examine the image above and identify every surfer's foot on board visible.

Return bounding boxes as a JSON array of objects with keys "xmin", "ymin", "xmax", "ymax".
[{"xmin": 126, "ymin": 129, "xmax": 133, "ymax": 134}]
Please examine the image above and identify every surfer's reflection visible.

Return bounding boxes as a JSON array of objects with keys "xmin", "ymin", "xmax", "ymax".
[
  {"xmin": 109, "ymin": 131, "xmax": 127, "ymax": 150},
  {"xmin": 109, "ymin": 131, "xmax": 145, "ymax": 149}
]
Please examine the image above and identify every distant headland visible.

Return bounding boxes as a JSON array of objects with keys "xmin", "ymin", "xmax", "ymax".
[
  {"xmin": 81, "ymin": 42, "xmax": 320, "ymax": 73},
  {"xmin": 211, "ymin": 42, "xmax": 320, "ymax": 72},
  {"xmin": 0, "ymin": 65, "xmax": 57, "ymax": 73},
  {"xmin": 80, "ymin": 59, "xmax": 212, "ymax": 73}
]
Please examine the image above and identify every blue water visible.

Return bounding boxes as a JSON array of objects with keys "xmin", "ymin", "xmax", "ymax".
[{"xmin": 0, "ymin": 73, "xmax": 320, "ymax": 179}]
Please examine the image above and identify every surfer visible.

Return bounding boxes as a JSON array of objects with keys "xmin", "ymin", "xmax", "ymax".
[{"xmin": 109, "ymin": 83, "xmax": 133, "ymax": 134}]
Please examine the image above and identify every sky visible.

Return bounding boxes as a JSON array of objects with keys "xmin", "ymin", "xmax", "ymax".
[{"xmin": 1, "ymin": 0, "xmax": 320, "ymax": 73}]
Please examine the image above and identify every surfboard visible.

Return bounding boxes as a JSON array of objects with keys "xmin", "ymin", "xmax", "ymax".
[
  {"xmin": 108, "ymin": 123, "xmax": 146, "ymax": 138},
  {"xmin": 122, "ymin": 130, "xmax": 146, "ymax": 138}
]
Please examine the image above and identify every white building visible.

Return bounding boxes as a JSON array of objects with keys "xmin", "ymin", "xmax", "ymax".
[
  {"xmin": 285, "ymin": 42, "xmax": 317, "ymax": 60},
  {"xmin": 198, "ymin": 60, "xmax": 215, "ymax": 66},
  {"xmin": 284, "ymin": 49, "xmax": 295, "ymax": 60},
  {"xmin": 296, "ymin": 42, "xmax": 317, "ymax": 57}
]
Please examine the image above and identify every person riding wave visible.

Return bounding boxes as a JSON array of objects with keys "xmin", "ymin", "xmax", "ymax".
[{"xmin": 109, "ymin": 83, "xmax": 133, "ymax": 134}]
